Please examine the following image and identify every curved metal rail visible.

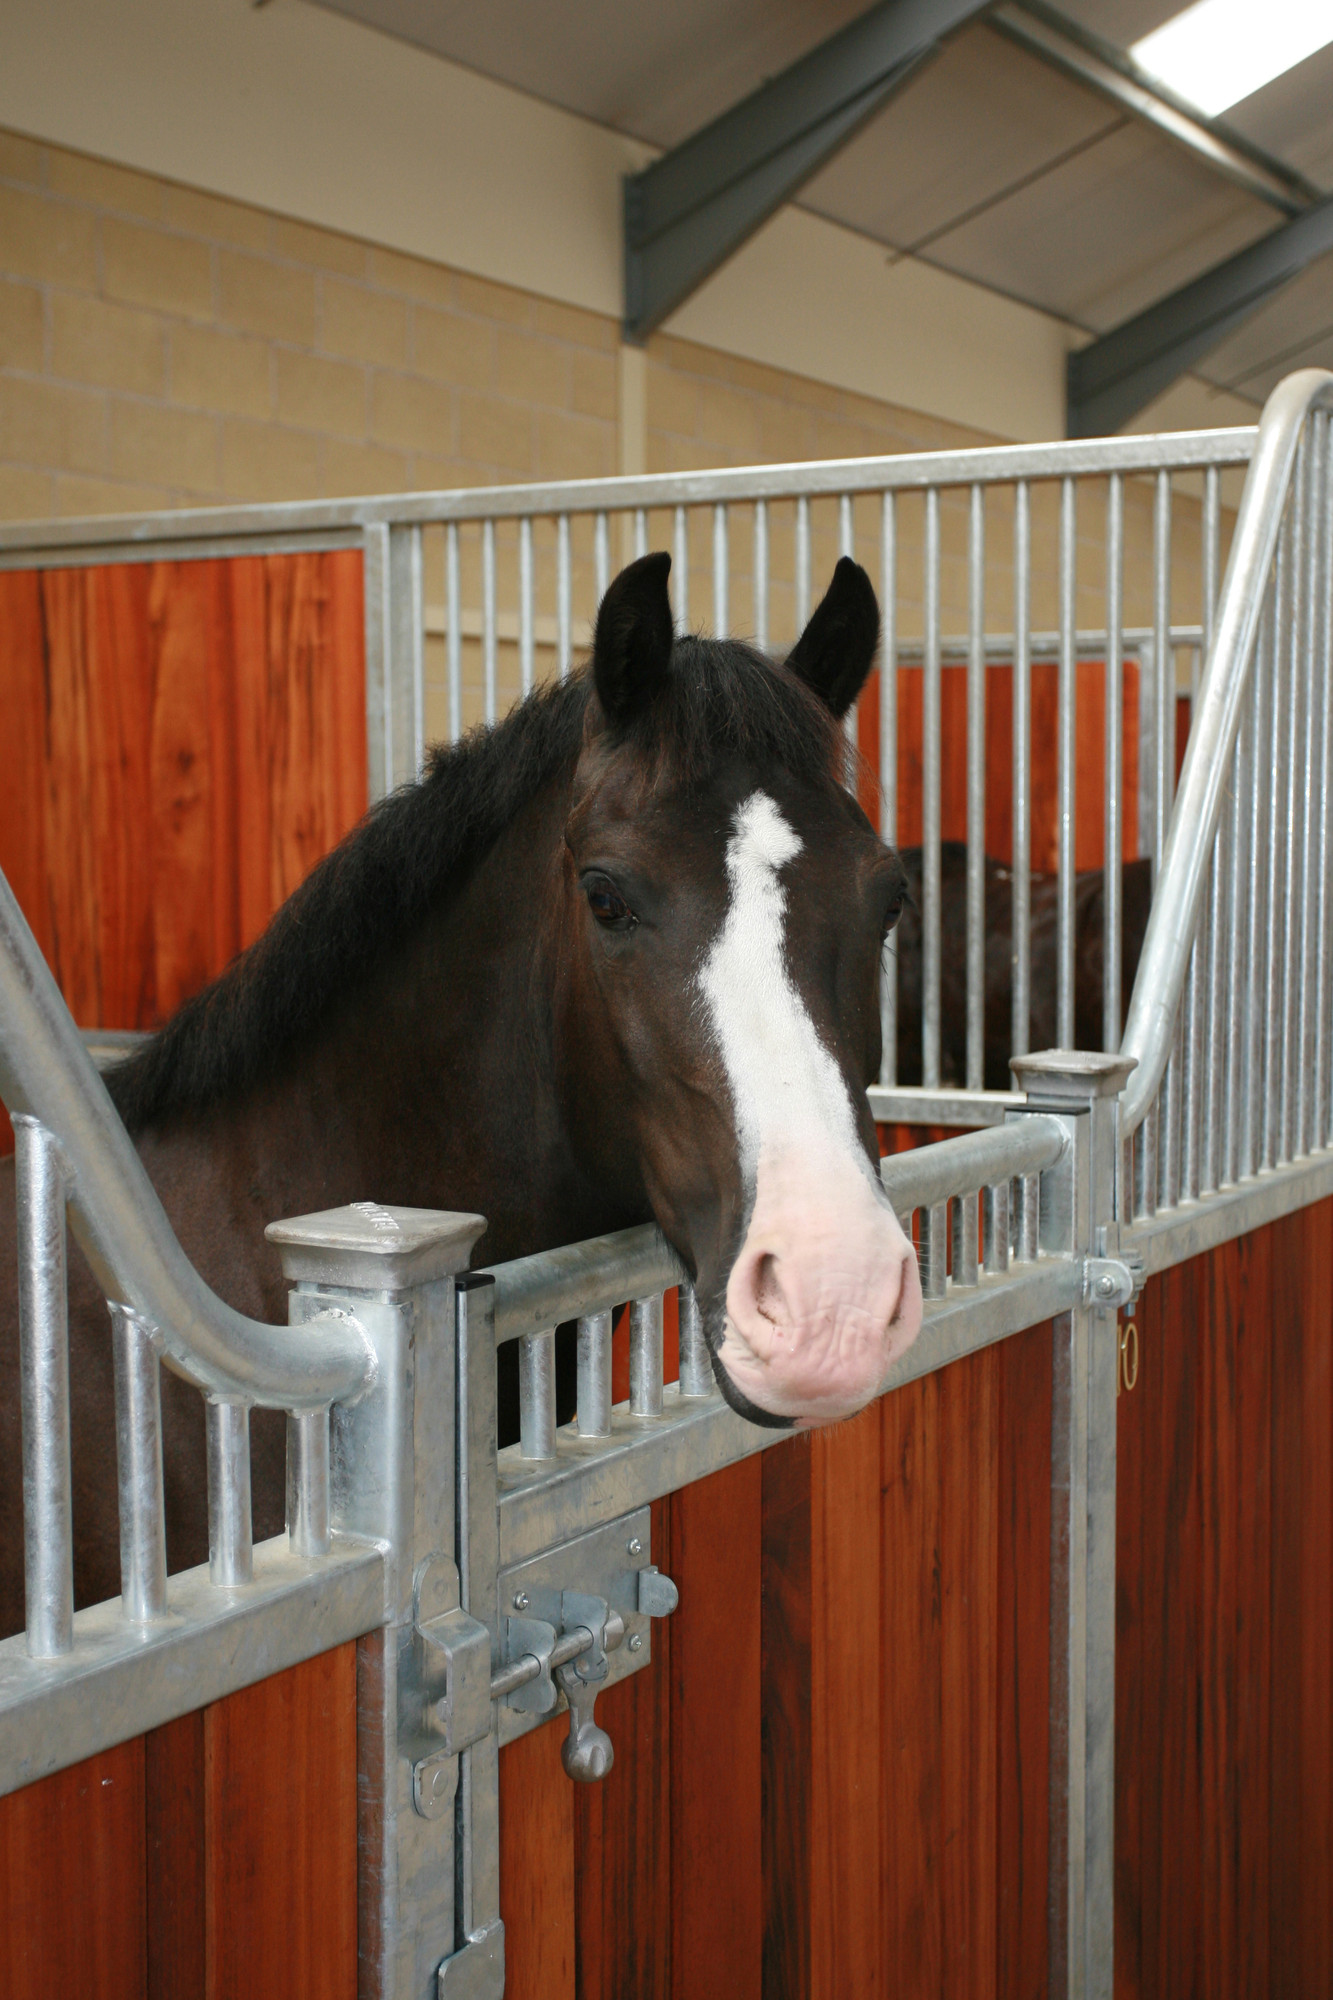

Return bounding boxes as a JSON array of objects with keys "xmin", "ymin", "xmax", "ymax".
[
  {"xmin": 1121, "ymin": 367, "xmax": 1333, "ymax": 1135},
  {"xmin": 0, "ymin": 869, "xmax": 374, "ymax": 1410}
]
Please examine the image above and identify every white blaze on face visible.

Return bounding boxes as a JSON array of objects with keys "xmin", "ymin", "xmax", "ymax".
[{"xmin": 697, "ymin": 792, "xmax": 922, "ymax": 1424}]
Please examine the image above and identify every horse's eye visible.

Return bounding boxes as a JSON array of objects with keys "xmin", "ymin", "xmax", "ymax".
[
  {"xmin": 881, "ymin": 894, "xmax": 905, "ymax": 940},
  {"xmin": 586, "ymin": 877, "xmax": 635, "ymax": 931}
]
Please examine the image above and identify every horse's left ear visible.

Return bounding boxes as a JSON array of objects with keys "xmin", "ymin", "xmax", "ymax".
[
  {"xmin": 786, "ymin": 556, "xmax": 879, "ymax": 719},
  {"xmin": 592, "ymin": 551, "xmax": 674, "ymax": 725}
]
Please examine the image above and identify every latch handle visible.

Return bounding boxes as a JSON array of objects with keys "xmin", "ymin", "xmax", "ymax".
[{"xmin": 555, "ymin": 1659, "xmax": 614, "ymax": 1782}]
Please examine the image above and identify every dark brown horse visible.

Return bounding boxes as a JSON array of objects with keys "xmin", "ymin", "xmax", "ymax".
[{"xmin": 0, "ymin": 553, "xmax": 922, "ymax": 1636}]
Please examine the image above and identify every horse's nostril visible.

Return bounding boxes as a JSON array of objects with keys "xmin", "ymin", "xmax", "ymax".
[{"xmin": 752, "ymin": 1250, "xmax": 787, "ymax": 1330}]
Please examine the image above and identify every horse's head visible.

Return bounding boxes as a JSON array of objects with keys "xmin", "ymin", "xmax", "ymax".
[{"xmin": 554, "ymin": 551, "xmax": 922, "ymax": 1428}]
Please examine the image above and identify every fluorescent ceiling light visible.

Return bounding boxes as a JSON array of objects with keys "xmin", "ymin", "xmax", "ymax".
[{"xmin": 1131, "ymin": 0, "xmax": 1333, "ymax": 116}]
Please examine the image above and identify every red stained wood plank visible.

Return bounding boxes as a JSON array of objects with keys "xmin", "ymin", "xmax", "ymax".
[
  {"xmin": 500, "ymin": 1718, "xmax": 575, "ymax": 2000},
  {"xmin": 996, "ymin": 1320, "xmax": 1052, "ymax": 2000},
  {"xmin": 574, "ymin": 1496, "xmax": 672, "ymax": 2000},
  {"xmin": 810, "ymin": 1408, "xmax": 882, "ymax": 1999},
  {"xmin": 1295, "ymin": 1201, "xmax": 1333, "ymax": 1992},
  {"xmin": 146, "ymin": 1708, "xmax": 206, "ymax": 2000},
  {"xmin": 670, "ymin": 1456, "xmax": 763, "ymax": 2000},
  {"xmin": 762, "ymin": 1432, "xmax": 812, "ymax": 2000},
  {"xmin": 0, "ymin": 1738, "xmax": 146, "ymax": 1999},
  {"xmin": 1115, "ymin": 1293, "xmax": 1147, "ymax": 2000},
  {"xmin": 203, "ymin": 1642, "xmax": 358, "ymax": 2000}
]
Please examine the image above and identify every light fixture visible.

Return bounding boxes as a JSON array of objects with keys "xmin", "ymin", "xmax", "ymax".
[{"xmin": 1131, "ymin": 0, "xmax": 1333, "ymax": 117}]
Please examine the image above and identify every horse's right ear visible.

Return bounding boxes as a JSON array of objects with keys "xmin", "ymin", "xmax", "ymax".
[{"xmin": 592, "ymin": 551, "xmax": 674, "ymax": 725}]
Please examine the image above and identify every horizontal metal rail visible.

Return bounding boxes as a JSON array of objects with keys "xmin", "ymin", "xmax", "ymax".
[
  {"xmin": 1121, "ymin": 369, "xmax": 1333, "ymax": 1136},
  {"xmin": 0, "ymin": 871, "xmax": 374, "ymax": 1410},
  {"xmin": 0, "ymin": 429, "xmax": 1256, "ymax": 571}
]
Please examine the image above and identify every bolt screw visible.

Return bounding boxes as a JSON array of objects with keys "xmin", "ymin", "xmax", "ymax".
[
  {"xmin": 628, "ymin": 1633, "xmax": 643, "ymax": 1653},
  {"xmin": 512, "ymin": 1591, "xmax": 529, "ymax": 1611},
  {"xmin": 1097, "ymin": 1273, "xmax": 1116, "ymax": 1298},
  {"xmin": 627, "ymin": 1537, "xmax": 643, "ymax": 1557}
]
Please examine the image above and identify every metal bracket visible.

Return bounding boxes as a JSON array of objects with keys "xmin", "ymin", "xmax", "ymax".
[
  {"xmin": 1082, "ymin": 1252, "xmax": 1144, "ymax": 1310},
  {"xmin": 419, "ymin": 1606, "xmax": 493, "ymax": 1755},
  {"xmin": 437, "ymin": 1918, "xmax": 505, "ymax": 1999}
]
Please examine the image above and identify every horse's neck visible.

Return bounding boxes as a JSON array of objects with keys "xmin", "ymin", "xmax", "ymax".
[{"xmin": 142, "ymin": 766, "xmax": 625, "ymax": 1291}]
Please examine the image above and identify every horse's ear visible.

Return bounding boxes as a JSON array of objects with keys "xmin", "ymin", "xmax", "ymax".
[
  {"xmin": 592, "ymin": 551, "xmax": 674, "ymax": 725},
  {"xmin": 786, "ymin": 556, "xmax": 879, "ymax": 719}
]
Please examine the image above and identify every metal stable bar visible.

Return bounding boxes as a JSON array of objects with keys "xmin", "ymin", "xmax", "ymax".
[
  {"xmin": 1057, "ymin": 477, "xmax": 1078, "ymax": 1050},
  {"xmin": 629, "ymin": 1295, "xmax": 665, "ymax": 1417},
  {"xmin": 1280, "ymin": 446, "xmax": 1307, "ymax": 1164},
  {"xmin": 594, "ymin": 511, "xmax": 610, "ymax": 602},
  {"xmin": 1263, "ymin": 517, "xmax": 1290, "ymax": 1171},
  {"xmin": 966, "ymin": 484, "xmax": 986, "ymax": 1092},
  {"xmin": 1104, "ymin": 474, "xmax": 1125, "ymax": 1053},
  {"xmin": 14, "ymin": 1116, "xmax": 73, "ymax": 1659},
  {"xmin": 753, "ymin": 500, "xmax": 769, "ymax": 654},
  {"xmin": 1013, "ymin": 480, "xmax": 1032, "ymax": 1061},
  {"xmin": 285, "ymin": 1408, "xmax": 331, "ymax": 1559},
  {"xmin": 518, "ymin": 517, "xmax": 535, "ymax": 700},
  {"xmin": 634, "ymin": 507, "xmax": 648, "ymax": 561},
  {"xmin": 519, "ymin": 1330, "xmax": 557, "ymax": 1460},
  {"xmin": 1241, "ymin": 597, "xmax": 1272, "ymax": 1182},
  {"xmin": 1296, "ymin": 423, "xmax": 1324, "ymax": 1159},
  {"xmin": 673, "ymin": 506, "xmax": 689, "ymax": 633},
  {"xmin": 482, "ymin": 519, "xmax": 497, "ymax": 728},
  {"xmin": 206, "ymin": 1400, "xmax": 253, "ymax": 1589},
  {"xmin": 110, "ymin": 1304, "xmax": 168, "ymax": 1625},
  {"xmin": 446, "ymin": 523, "xmax": 463, "ymax": 744},
  {"xmin": 576, "ymin": 1310, "xmax": 614, "ymax": 1439},
  {"xmin": 1201, "ymin": 466, "xmax": 1226, "ymax": 1194},
  {"xmin": 557, "ymin": 516, "xmax": 572, "ymax": 680},
  {"xmin": 919, "ymin": 1202, "xmax": 948, "ymax": 1299},
  {"xmin": 1316, "ymin": 415, "xmax": 1333, "ymax": 1153},
  {"xmin": 879, "ymin": 491, "xmax": 898, "ymax": 1089},
  {"xmin": 923, "ymin": 488, "xmax": 942, "ymax": 1089},
  {"xmin": 795, "ymin": 494, "xmax": 811, "ymax": 630},
  {"xmin": 713, "ymin": 504, "xmax": 729, "ymax": 638},
  {"xmin": 982, "ymin": 1180, "xmax": 1010, "ymax": 1275},
  {"xmin": 678, "ymin": 1285, "xmax": 712, "ymax": 1398}
]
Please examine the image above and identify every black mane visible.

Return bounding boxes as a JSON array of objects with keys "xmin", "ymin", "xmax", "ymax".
[{"xmin": 108, "ymin": 637, "xmax": 841, "ymax": 1132}]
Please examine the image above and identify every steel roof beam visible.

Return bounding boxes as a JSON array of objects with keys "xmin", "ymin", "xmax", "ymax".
[
  {"xmin": 1067, "ymin": 192, "xmax": 1333, "ymax": 436},
  {"xmin": 622, "ymin": 0, "xmax": 992, "ymax": 343},
  {"xmin": 994, "ymin": 0, "xmax": 1320, "ymax": 219}
]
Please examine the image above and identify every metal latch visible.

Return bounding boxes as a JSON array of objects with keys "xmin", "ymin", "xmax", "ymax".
[
  {"xmin": 1082, "ymin": 1251, "xmax": 1144, "ymax": 1310},
  {"xmin": 495, "ymin": 1507, "xmax": 678, "ymax": 1783}
]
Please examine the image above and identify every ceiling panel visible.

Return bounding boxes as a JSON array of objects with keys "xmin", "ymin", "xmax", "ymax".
[
  {"xmin": 1203, "ymin": 257, "xmax": 1333, "ymax": 398},
  {"xmin": 800, "ymin": 23, "xmax": 1121, "ymax": 253}
]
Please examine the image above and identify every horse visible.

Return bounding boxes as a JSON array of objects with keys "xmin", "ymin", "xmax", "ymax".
[
  {"xmin": 892, "ymin": 846, "xmax": 1154, "ymax": 1091},
  {"xmin": 0, "ymin": 551, "xmax": 923, "ymax": 1636}
]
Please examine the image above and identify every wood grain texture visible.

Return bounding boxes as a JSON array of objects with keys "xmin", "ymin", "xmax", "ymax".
[
  {"xmin": 203, "ymin": 1642, "xmax": 358, "ymax": 2000},
  {"xmin": 670, "ymin": 1456, "xmax": 764, "ymax": 2000},
  {"xmin": 574, "ymin": 1495, "xmax": 673, "ymax": 2000},
  {"xmin": 762, "ymin": 1432, "xmax": 812, "ymax": 2000},
  {"xmin": 146, "ymin": 1708, "xmax": 206, "ymax": 2000},
  {"xmin": 0, "ymin": 1737, "xmax": 146, "ymax": 1999},
  {"xmin": 500, "ymin": 1715, "xmax": 575, "ymax": 2000}
]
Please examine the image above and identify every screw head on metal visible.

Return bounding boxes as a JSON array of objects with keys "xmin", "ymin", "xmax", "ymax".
[
  {"xmin": 627, "ymin": 1632, "xmax": 643, "ymax": 1653},
  {"xmin": 1097, "ymin": 1273, "xmax": 1116, "ymax": 1297},
  {"xmin": 627, "ymin": 1538, "xmax": 642, "ymax": 1557},
  {"xmin": 512, "ymin": 1591, "xmax": 529, "ymax": 1611}
]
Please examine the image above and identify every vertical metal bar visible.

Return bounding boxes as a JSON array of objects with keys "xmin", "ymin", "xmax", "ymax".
[
  {"xmin": 454, "ymin": 1276, "xmax": 503, "ymax": 1971},
  {"xmin": 1315, "ymin": 413, "xmax": 1333, "ymax": 1153},
  {"xmin": 1280, "ymin": 443, "xmax": 1307, "ymax": 1163},
  {"xmin": 518, "ymin": 516, "xmax": 534, "ymax": 699},
  {"xmin": 1013, "ymin": 481, "xmax": 1033, "ymax": 1062},
  {"xmin": 363, "ymin": 522, "xmax": 392, "ymax": 801},
  {"xmin": 629, "ymin": 1295, "xmax": 665, "ymax": 1418},
  {"xmin": 14, "ymin": 1116, "xmax": 73, "ymax": 1659},
  {"xmin": 446, "ymin": 522, "xmax": 462, "ymax": 743},
  {"xmin": 753, "ymin": 500, "xmax": 769, "ymax": 653},
  {"xmin": 367, "ymin": 522, "xmax": 425, "ymax": 790},
  {"xmin": 1264, "ymin": 519, "xmax": 1290, "ymax": 1170},
  {"xmin": 713, "ymin": 503, "xmax": 729, "ymax": 638},
  {"xmin": 1057, "ymin": 476, "xmax": 1077, "ymax": 1049},
  {"xmin": 677, "ymin": 1285, "xmax": 712, "ymax": 1397},
  {"xmin": 398, "ymin": 524, "xmax": 426, "ymax": 783},
  {"xmin": 920, "ymin": 1201, "xmax": 948, "ymax": 1298},
  {"xmin": 594, "ymin": 511, "xmax": 610, "ymax": 602},
  {"xmin": 481, "ymin": 518, "xmax": 497, "ymax": 728},
  {"xmin": 795, "ymin": 495, "xmax": 811, "ymax": 631},
  {"xmin": 1018, "ymin": 1173, "xmax": 1040, "ymax": 1262},
  {"xmin": 1297, "ymin": 425, "xmax": 1321, "ymax": 1158},
  {"xmin": 557, "ymin": 516, "xmax": 572, "ymax": 680},
  {"xmin": 110, "ymin": 1303, "xmax": 168, "ymax": 1623},
  {"xmin": 951, "ymin": 1191, "xmax": 979, "ymax": 1288},
  {"xmin": 1152, "ymin": 472, "xmax": 1173, "ymax": 863},
  {"xmin": 1201, "ymin": 466, "xmax": 1226, "ymax": 1193},
  {"xmin": 674, "ymin": 505, "xmax": 689, "ymax": 634},
  {"xmin": 1224, "ymin": 716, "xmax": 1247, "ymax": 1188},
  {"xmin": 206, "ymin": 1398, "xmax": 253, "ymax": 1588},
  {"xmin": 923, "ymin": 488, "xmax": 942, "ymax": 1089},
  {"xmin": 576, "ymin": 1310, "xmax": 613, "ymax": 1438},
  {"xmin": 519, "ymin": 1329, "xmax": 557, "ymax": 1459},
  {"xmin": 982, "ymin": 1180, "xmax": 1010, "ymax": 1276},
  {"xmin": 880, "ymin": 491, "xmax": 899, "ymax": 1088},
  {"xmin": 1103, "ymin": 474, "xmax": 1124, "ymax": 1051},
  {"xmin": 634, "ymin": 507, "xmax": 648, "ymax": 561},
  {"xmin": 285, "ymin": 1408, "xmax": 331, "ymax": 1558},
  {"xmin": 966, "ymin": 485, "xmax": 986, "ymax": 1091},
  {"xmin": 1241, "ymin": 594, "xmax": 1272, "ymax": 1181}
]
